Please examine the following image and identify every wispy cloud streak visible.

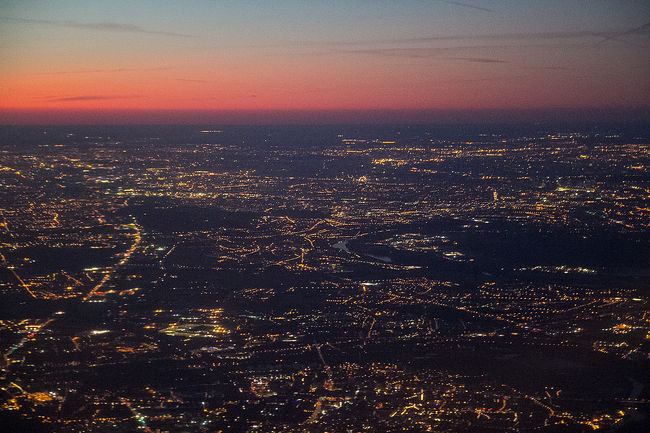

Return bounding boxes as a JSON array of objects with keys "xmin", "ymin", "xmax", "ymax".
[
  {"xmin": 448, "ymin": 57, "xmax": 508, "ymax": 63},
  {"xmin": 43, "ymin": 95, "xmax": 141, "ymax": 102},
  {"xmin": 35, "ymin": 67, "xmax": 171, "ymax": 76},
  {"xmin": 434, "ymin": 0, "xmax": 493, "ymax": 13},
  {"xmin": 0, "ymin": 16, "xmax": 193, "ymax": 38},
  {"xmin": 311, "ymin": 44, "xmax": 531, "ymax": 59},
  {"xmin": 174, "ymin": 78, "xmax": 210, "ymax": 83},
  {"xmin": 597, "ymin": 21, "xmax": 650, "ymax": 45},
  {"xmin": 217, "ymin": 28, "xmax": 644, "ymax": 51}
]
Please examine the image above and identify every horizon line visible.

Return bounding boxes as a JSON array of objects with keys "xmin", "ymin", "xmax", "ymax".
[{"xmin": 1, "ymin": 107, "xmax": 648, "ymax": 125}]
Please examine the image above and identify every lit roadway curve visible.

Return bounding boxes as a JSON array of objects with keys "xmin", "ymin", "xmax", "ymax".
[
  {"xmin": 2, "ymin": 317, "xmax": 57, "ymax": 368},
  {"xmin": 0, "ymin": 252, "xmax": 37, "ymax": 298},
  {"xmin": 84, "ymin": 220, "xmax": 142, "ymax": 301}
]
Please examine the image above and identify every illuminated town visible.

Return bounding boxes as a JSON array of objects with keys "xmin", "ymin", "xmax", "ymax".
[{"xmin": 0, "ymin": 124, "xmax": 648, "ymax": 432}]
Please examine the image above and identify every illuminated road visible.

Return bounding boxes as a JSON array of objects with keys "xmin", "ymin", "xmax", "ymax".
[
  {"xmin": 0, "ymin": 252, "xmax": 37, "ymax": 298},
  {"xmin": 84, "ymin": 220, "xmax": 142, "ymax": 301},
  {"xmin": 3, "ymin": 317, "xmax": 57, "ymax": 365},
  {"xmin": 120, "ymin": 397, "xmax": 151, "ymax": 431}
]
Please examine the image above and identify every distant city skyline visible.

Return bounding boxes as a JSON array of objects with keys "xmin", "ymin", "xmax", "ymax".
[{"xmin": 1, "ymin": 0, "xmax": 649, "ymax": 123}]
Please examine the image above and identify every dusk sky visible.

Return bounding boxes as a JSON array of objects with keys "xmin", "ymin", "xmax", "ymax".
[{"xmin": 1, "ymin": 0, "xmax": 649, "ymax": 123}]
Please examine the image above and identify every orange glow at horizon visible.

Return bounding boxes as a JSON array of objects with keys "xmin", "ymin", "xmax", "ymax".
[{"xmin": 1, "ymin": 1, "xmax": 648, "ymax": 123}]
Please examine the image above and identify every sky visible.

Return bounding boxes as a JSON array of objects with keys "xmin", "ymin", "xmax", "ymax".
[{"xmin": 0, "ymin": 0, "xmax": 649, "ymax": 124}]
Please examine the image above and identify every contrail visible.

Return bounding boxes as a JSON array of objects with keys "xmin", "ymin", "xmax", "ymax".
[
  {"xmin": 0, "ymin": 16, "xmax": 193, "ymax": 38},
  {"xmin": 597, "ymin": 21, "xmax": 650, "ymax": 45},
  {"xmin": 435, "ymin": 0, "xmax": 493, "ymax": 13}
]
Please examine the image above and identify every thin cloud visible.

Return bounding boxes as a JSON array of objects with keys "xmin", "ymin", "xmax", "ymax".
[
  {"xmin": 0, "ymin": 16, "xmax": 193, "ymax": 38},
  {"xmin": 217, "ymin": 28, "xmax": 638, "ymax": 51},
  {"xmin": 43, "ymin": 95, "xmax": 141, "ymax": 102},
  {"xmin": 293, "ymin": 24, "xmax": 649, "ymax": 59},
  {"xmin": 432, "ymin": 75, "xmax": 527, "ymax": 84},
  {"xmin": 434, "ymin": 0, "xmax": 493, "ymax": 13},
  {"xmin": 352, "ymin": 26, "xmax": 647, "ymax": 46},
  {"xmin": 449, "ymin": 57, "xmax": 509, "ymax": 63},
  {"xmin": 35, "ymin": 67, "xmax": 171, "ymax": 76},
  {"xmin": 597, "ymin": 21, "xmax": 650, "ymax": 45},
  {"xmin": 313, "ymin": 44, "xmax": 524, "ymax": 59},
  {"xmin": 174, "ymin": 78, "xmax": 210, "ymax": 83},
  {"xmin": 387, "ymin": 30, "xmax": 608, "ymax": 45},
  {"xmin": 539, "ymin": 66, "xmax": 572, "ymax": 71},
  {"xmin": 301, "ymin": 39, "xmax": 620, "ymax": 63},
  {"xmin": 336, "ymin": 47, "xmax": 444, "ymax": 58}
]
